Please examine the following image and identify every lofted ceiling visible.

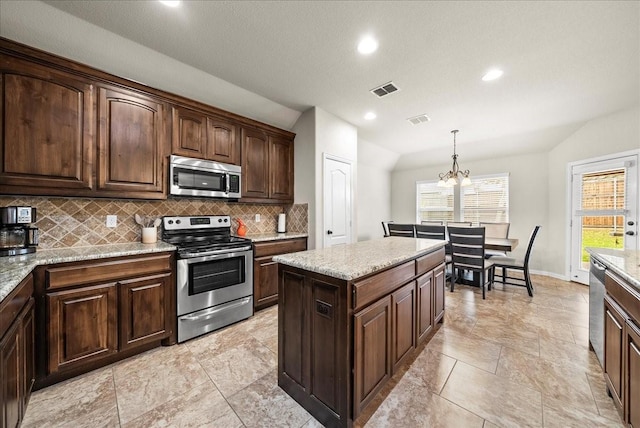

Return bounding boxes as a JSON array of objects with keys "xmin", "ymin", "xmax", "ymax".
[{"xmin": 38, "ymin": 0, "xmax": 640, "ymax": 167}]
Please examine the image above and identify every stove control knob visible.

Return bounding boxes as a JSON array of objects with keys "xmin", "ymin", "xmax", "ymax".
[
  {"xmin": 218, "ymin": 218, "xmax": 223, "ymax": 223},
  {"xmin": 168, "ymin": 220, "xmax": 173, "ymax": 225},
  {"xmin": 176, "ymin": 219, "xmax": 181, "ymax": 224},
  {"xmin": 224, "ymin": 218, "xmax": 228, "ymax": 223}
]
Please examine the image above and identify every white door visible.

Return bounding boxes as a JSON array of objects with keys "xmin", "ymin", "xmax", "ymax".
[
  {"xmin": 570, "ymin": 152, "xmax": 638, "ymax": 284},
  {"xmin": 323, "ymin": 155, "xmax": 352, "ymax": 248}
]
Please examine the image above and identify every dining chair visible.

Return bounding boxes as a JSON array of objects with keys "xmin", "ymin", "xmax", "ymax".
[
  {"xmin": 415, "ymin": 224, "xmax": 452, "ymax": 274},
  {"xmin": 420, "ymin": 220, "xmax": 444, "ymax": 225},
  {"xmin": 490, "ymin": 225, "xmax": 541, "ymax": 297},
  {"xmin": 381, "ymin": 221, "xmax": 390, "ymax": 237},
  {"xmin": 480, "ymin": 222, "xmax": 511, "ymax": 258},
  {"xmin": 387, "ymin": 223, "xmax": 416, "ymax": 237},
  {"xmin": 446, "ymin": 221, "xmax": 473, "ymax": 228},
  {"xmin": 448, "ymin": 226, "xmax": 494, "ymax": 299}
]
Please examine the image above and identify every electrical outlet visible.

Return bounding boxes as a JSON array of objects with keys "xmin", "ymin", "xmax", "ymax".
[
  {"xmin": 255, "ymin": 214, "xmax": 261, "ymax": 222},
  {"xmin": 106, "ymin": 215, "xmax": 117, "ymax": 228}
]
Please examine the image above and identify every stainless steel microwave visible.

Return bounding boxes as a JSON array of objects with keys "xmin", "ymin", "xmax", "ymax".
[{"xmin": 169, "ymin": 155, "xmax": 241, "ymax": 199}]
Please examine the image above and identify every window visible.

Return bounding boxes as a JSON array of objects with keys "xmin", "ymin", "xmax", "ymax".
[
  {"xmin": 460, "ymin": 174, "xmax": 509, "ymax": 224},
  {"xmin": 416, "ymin": 174, "xmax": 509, "ymax": 224},
  {"xmin": 416, "ymin": 181, "xmax": 454, "ymax": 223}
]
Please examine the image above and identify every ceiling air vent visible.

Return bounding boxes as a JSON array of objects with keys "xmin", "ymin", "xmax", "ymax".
[
  {"xmin": 370, "ymin": 81, "xmax": 400, "ymax": 98},
  {"xmin": 407, "ymin": 114, "xmax": 431, "ymax": 125}
]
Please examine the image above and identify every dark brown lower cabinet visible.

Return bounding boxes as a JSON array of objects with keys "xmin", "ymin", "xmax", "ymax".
[
  {"xmin": 0, "ymin": 274, "xmax": 35, "ymax": 428},
  {"xmin": 279, "ymin": 245, "xmax": 446, "ymax": 428},
  {"xmin": 604, "ymin": 295, "xmax": 625, "ymax": 410},
  {"xmin": 35, "ymin": 252, "xmax": 175, "ymax": 388},
  {"xmin": 627, "ymin": 321, "xmax": 640, "ymax": 427},
  {"xmin": 603, "ymin": 269, "xmax": 640, "ymax": 427},
  {"xmin": 354, "ymin": 295, "xmax": 392, "ymax": 416},
  {"xmin": 253, "ymin": 238, "xmax": 307, "ymax": 311}
]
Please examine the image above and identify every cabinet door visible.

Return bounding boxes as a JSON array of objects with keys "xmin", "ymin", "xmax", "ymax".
[
  {"xmin": 416, "ymin": 272, "xmax": 434, "ymax": 345},
  {"xmin": 0, "ymin": 320, "xmax": 20, "ymax": 428},
  {"xmin": 20, "ymin": 299, "xmax": 35, "ymax": 414},
  {"xmin": 0, "ymin": 57, "xmax": 94, "ymax": 193},
  {"xmin": 354, "ymin": 295, "xmax": 391, "ymax": 418},
  {"xmin": 628, "ymin": 321, "xmax": 640, "ymax": 427},
  {"xmin": 118, "ymin": 273, "xmax": 171, "ymax": 352},
  {"xmin": 433, "ymin": 263, "xmax": 446, "ymax": 323},
  {"xmin": 241, "ymin": 128, "xmax": 269, "ymax": 199},
  {"xmin": 269, "ymin": 135, "xmax": 293, "ymax": 201},
  {"xmin": 391, "ymin": 282, "xmax": 415, "ymax": 372},
  {"xmin": 172, "ymin": 106, "xmax": 207, "ymax": 158},
  {"xmin": 254, "ymin": 256, "xmax": 279, "ymax": 310},
  {"xmin": 207, "ymin": 117, "xmax": 239, "ymax": 165},
  {"xmin": 47, "ymin": 283, "xmax": 118, "ymax": 374},
  {"xmin": 97, "ymin": 87, "xmax": 166, "ymax": 195},
  {"xmin": 604, "ymin": 296, "xmax": 625, "ymax": 409}
]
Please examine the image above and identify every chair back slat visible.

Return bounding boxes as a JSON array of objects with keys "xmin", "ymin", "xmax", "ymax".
[
  {"xmin": 480, "ymin": 222, "xmax": 510, "ymax": 239},
  {"xmin": 415, "ymin": 224, "xmax": 446, "ymax": 240},
  {"xmin": 387, "ymin": 223, "xmax": 416, "ymax": 237}
]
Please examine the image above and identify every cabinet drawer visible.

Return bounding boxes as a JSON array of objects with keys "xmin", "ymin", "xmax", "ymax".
[
  {"xmin": 46, "ymin": 253, "xmax": 172, "ymax": 290},
  {"xmin": 254, "ymin": 238, "xmax": 307, "ymax": 257},
  {"xmin": 0, "ymin": 274, "xmax": 34, "ymax": 339},
  {"xmin": 416, "ymin": 247, "xmax": 445, "ymax": 276},
  {"xmin": 353, "ymin": 261, "xmax": 415, "ymax": 311},
  {"xmin": 605, "ymin": 271, "xmax": 640, "ymax": 324}
]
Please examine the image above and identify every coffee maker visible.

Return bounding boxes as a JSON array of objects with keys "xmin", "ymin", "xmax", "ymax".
[{"xmin": 0, "ymin": 206, "xmax": 39, "ymax": 256}]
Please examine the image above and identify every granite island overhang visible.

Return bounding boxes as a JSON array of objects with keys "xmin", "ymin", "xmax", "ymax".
[{"xmin": 273, "ymin": 237, "xmax": 447, "ymax": 428}]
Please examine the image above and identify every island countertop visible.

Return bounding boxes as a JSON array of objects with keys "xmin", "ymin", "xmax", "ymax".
[
  {"xmin": 273, "ymin": 236, "xmax": 446, "ymax": 281},
  {"xmin": 587, "ymin": 248, "xmax": 640, "ymax": 291}
]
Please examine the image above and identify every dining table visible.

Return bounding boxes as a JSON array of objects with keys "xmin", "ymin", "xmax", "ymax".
[{"xmin": 485, "ymin": 237, "xmax": 519, "ymax": 252}]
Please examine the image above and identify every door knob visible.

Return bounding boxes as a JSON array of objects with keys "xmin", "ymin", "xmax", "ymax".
[
  {"xmin": 327, "ymin": 230, "xmax": 333, "ymax": 235},
  {"xmin": 626, "ymin": 230, "xmax": 635, "ymax": 236}
]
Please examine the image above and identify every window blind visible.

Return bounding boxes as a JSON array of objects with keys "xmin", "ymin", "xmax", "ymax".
[{"xmin": 460, "ymin": 174, "xmax": 509, "ymax": 224}]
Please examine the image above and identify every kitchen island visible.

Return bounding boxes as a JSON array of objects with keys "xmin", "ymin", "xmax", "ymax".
[
  {"xmin": 587, "ymin": 249, "xmax": 640, "ymax": 427},
  {"xmin": 274, "ymin": 237, "xmax": 447, "ymax": 428}
]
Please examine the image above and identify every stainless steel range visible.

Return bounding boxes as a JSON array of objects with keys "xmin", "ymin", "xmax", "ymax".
[{"xmin": 162, "ymin": 215, "xmax": 253, "ymax": 343}]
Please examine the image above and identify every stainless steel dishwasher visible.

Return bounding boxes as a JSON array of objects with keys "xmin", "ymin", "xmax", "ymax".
[{"xmin": 589, "ymin": 256, "xmax": 607, "ymax": 366}]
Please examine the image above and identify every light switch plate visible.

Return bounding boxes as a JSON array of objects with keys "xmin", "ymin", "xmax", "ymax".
[{"xmin": 106, "ymin": 215, "xmax": 117, "ymax": 228}]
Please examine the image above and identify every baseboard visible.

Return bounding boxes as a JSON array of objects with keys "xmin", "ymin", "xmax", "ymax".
[{"xmin": 529, "ymin": 269, "xmax": 572, "ymax": 282}]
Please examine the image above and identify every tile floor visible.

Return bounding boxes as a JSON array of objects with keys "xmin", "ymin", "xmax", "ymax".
[{"xmin": 22, "ymin": 275, "xmax": 624, "ymax": 427}]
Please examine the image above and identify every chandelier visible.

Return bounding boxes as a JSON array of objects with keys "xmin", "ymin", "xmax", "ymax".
[{"xmin": 438, "ymin": 129, "xmax": 471, "ymax": 187}]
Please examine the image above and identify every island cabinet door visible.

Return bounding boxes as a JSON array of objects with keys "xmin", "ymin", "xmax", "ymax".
[
  {"xmin": 416, "ymin": 272, "xmax": 434, "ymax": 345},
  {"xmin": 433, "ymin": 263, "xmax": 446, "ymax": 324},
  {"xmin": 354, "ymin": 295, "xmax": 392, "ymax": 418},
  {"xmin": 604, "ymin": 296, "xmax": 625, "ymax": 409},
  {"xmin": 627, "ymin": 321, "xmax": 640, "ymax": 427},
  {"xmin": 391, "ymin": 282, "xmax": 416, "ymax": 372}
]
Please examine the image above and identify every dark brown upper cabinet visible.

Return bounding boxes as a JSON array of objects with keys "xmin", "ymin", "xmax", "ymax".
[
  {"xmin": 171, "ymin": 106, "xmax": 239, "ymax": 165},
  {"xmin": 97, "ymin": 86, "xmax": 166, "ymax": 197},
  {"xmin": 241, "ymin": 127, "xmax": 294, "ymax": 203},
  {"xmin": 0, "ymin": 56, "xmax": 94, "ymax": 194}
]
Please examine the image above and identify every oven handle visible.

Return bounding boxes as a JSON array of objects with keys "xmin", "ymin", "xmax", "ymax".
[
  {"xmin": 181, "ymin": 245, "xmax": 253, "ymax": 259},
  {"xmin": 181, "ymin": 297, "xmax": 252, "ymax": 322}
]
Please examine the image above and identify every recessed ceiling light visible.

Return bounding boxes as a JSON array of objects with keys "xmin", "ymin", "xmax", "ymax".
[
  {"xmin": 159, "ymin": 0, "xmax": 180, "ymax": 7},
  {"xmin": 482, "ymin": 69, "xmax": 504, "ymax": 81},
  {"xmin": 364, "ymin": 112, "xmax": 377, "ymax": 120},
  {"xmin": 357, "ymin": 36, "xmax": 378, "ymax": 55}
]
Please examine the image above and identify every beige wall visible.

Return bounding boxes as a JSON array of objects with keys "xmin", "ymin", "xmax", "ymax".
[
  {"xmin": 391, "ymin": 106, "xmax": 640, "ymax": 277},
  {"xmin": 546, "ymin": 107, "xmax": 640, "ymax": 276},
  {"xmin": 391, "ymin": 152, "xmax": 549, "ymax": 271}
]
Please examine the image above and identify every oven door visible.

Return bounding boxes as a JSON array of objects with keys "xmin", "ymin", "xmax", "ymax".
[{"xmin": 176, "ymin": 248, "xmax": 253, "ymax": 316}]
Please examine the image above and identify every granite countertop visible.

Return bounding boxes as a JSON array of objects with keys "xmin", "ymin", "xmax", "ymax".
[
  {"xmin": 273, "ymin": 237, "xmax": 446, "ymax": 281},
  {"xmin": 587, "ymin": 248, "xmax": 640, "ymax": 290},
  {"xmin": 0, "ymin": 242, "xmax": 176, "ymax": 304},
  {"xmin": 246, "ymin": 232, "xmax": 308, "ymax": 243}
]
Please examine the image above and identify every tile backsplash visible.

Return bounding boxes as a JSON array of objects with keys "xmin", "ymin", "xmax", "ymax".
[{"xmin": 0, "ymin": 196, "xmax": 307, "ymax": 249}]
